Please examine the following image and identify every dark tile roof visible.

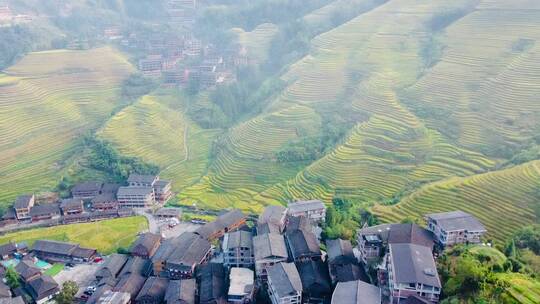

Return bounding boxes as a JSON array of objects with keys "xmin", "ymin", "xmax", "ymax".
[
  {"xmin": 195, "ymin": 209, "xmax": 246, "ymax": 239},
  {"xmin": 71, "ymin": 246, "xmax": 97, "ymax": 259},
  {"xmin": 286, "ymin": 229, "xmax": 321, "ymax": 260},
  {"xmin": 60, "ymin": 198, "xmax": 83, "ymax": 209},
  {"xmin": 389, "ymin": 244, "xmax": 441, "ymax": 288},
  {"xmin": 101, "ymin": 183, "xmax": 121, "ymax": 194},
  {"xmin": 127, "ymin": 174, "xmax": 157, "ymax": 184},
  {"xmin": 0, "ymin": 243, "xmax": 17, "ymax": 257},
  {"xmin": 27, "ymin": 275, "xmax": 59, "ymax": 301},
  {"xmin": 387, "ymin": 224, "xmax": 434, "ymax": 248},
  {"xmin": 92, "ymin": 193, "xmax": 117, "ymax": 204},
  {"xmin": 331, "ymin": 263, "xmax": 369, "ymax": 284},
  {"xmin": 2, "ymin": 208, "xmax": 16, "ymax": 220},
  {"xmin": 257, "ymin": 222, "xmax": 280, "ymax": 235},
  {"xmin": 87, "ymin": 286, "xmax": 113, "ymax": 304},
  {"xmin": 258, "ymin": 205, "xmax": 287, "ymax": 226},
  {"xmin": 331, "ymin": 280, "xmax": 381, "ymax": 304},
  {"xmin": 135, "ymin": 277, "xmax": 169, "ymax": 302},
  {"xmin": 13, "ymin": 195, "xmax": 33, "ymax": 209},
  {"xmin": 29, "ymin": 204, "xmax": 60, "ymax": 217},
  {"xmin": 253, "ymin": 233, "xmax": 288, "ymax": 261},
  {"xmin": 0, "ymin": 296, "xmax": 24, "ymax": 304},
  {"xmin": 130, "ymin": 233, "xmax": 161, "ymax": 256},
  {"xmin": 15, "ymin": 260, "xmax": 41, "ymax": 281},
  {"xmin": 154, "ymin": 180, "xmax": 171, "ymax": 188},
  {"xmin": 285, "ymin": 216, "xmax": 311, "ymax": 234},
  {"xmin": 267, "ymin": 263, "xmax": 302, "ymax": 299},
  {"xmin": 162, "ymin": 233, "xmax": 211, "ymax": 268},
  {"xmin": 32, "ymin": 240, "xmax": 78, "ymax": 256},
  {"xmin": 296, "ymin": 260, "xmax": 331, "ymax": 297},
  {"xmin": 426, "ymin": 211, "xmax": 486, "ymax": 232},
  {"xmin": 197, "ymin": 263, "xmax": 225, "ymax": 304},
  {"xmin": 113, "ymin": 273, "xmax": 146, "ymax": 299},
  {"xmin": 117, "ymin": 187, "xmax": 153, "ymax": 197},
  {"xmin": 223, "ymin": 230, "xmax": 252, "ymax": 251},
  {"xmin": 326, "ymin": 239, "xmax": 356, "ymax": 265},
  {"xmin": 164, "ymin": 279, "xmax": 196, "ymax": 304},
  {"xmin": 0, "ymin": 281, "xmax": 11, "ymax": 298},
  {"xmin": 119, "ymin": 256, "xmax": 152, "ymax": 277},
  {"xmin": 72, "ymin": 182, "xmax": 103, "ymax": 193},
  {"xmin": 96, "ymin": 254, "xmax": 129, "ymax": 279}
]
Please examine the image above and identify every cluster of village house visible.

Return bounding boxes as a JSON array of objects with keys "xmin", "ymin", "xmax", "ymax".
[
  {"xmin": 0, "ymin": 195, "xmax": 487, "ymax": 304},
  {"xmin": 102, "ymin": 0, "xmax": 249, "ymax": 90},
  {"xmin": 0, "ymin": 174, "xmax": 173, "ymax": 227},
  {"xmin": 0, "ymin": 4, "xmax": 32, "ymax": 26}
]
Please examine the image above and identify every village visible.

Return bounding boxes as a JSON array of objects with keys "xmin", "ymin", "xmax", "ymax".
[{"xmin": 0, "ymin": 171, "xmax": 488, "ymax": 304}]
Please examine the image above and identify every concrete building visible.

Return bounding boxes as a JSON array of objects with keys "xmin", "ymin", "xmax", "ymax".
[
  {"xmin": 259, "ymin": 205, "xmax": 288, "ymax": 233},
  {"xmin": 223, "ymin": 230, "xmax": 254, "ymax": 268},
  {"xmin": 425, "ymin": 211, "xmax": 486, "ymax": 247},
  {"xmin": 14, "ymin": 194, "xmax": 35, "ymax": 220},
  {"xmin": 287, "ymin": 200, "xmax": 326, "ymax": 224},
  {"xmin": 387, "ymin": 244, "xmax": 441, "ymax": 303},
  {"xmin": 117, "ymin": 187, "xmax": 155, "ymax": 208},
  {"xmin": 227, "ymin": 267, "xmax": 254, "ymax": 303}
]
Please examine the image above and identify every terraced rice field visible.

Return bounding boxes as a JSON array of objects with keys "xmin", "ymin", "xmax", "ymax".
[
  {"xmin": 232, "ymin": 23, "xmax": 279, "ymax": 63},
  {"xmin": 373, "ymin": 160, "xmax": 540, "ymax": 242},
  {"xmin": 0, "ymin": 47, "xmax": 133, "ymax": 204},
  {"xmin": 175, "ymin": 0, "xmax": 540, "ymax": 240},
  {"xmin": 99, "ymin": 91, "xmax": 220, "ymax": 191}
]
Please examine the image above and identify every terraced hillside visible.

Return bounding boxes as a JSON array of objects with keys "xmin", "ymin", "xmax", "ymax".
[
  {"xmin": 0, "ymin": 47, "xmax": 133, "ymax": 203},
  {"xmin": 175, "ymin": 0, "xmax": 540, "ymax": 240}
]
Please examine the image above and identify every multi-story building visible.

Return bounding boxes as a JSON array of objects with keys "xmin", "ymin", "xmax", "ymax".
[
  {"xmin": 287, "ymin": 200, "xmax": 326, "ymax": 224},
  {"xmin": 71, "ymin": 181, "xmax": 103, "ymax": 200},
  {"xmin": 285, "ymin": 228, "xmax": 321, "ymax": 263},
  {"xmin": 60, "ymin": 198, "xmax": 84, "ymax": 215},
  {"xmin": 128, "ymin": 174, "xmax": 159, "ymax": 187},
  {"xmin": 358, "ymin": 233, "xmax": 384, "ymax": 265},
  {"xmin": 267, "ymin": 262, "xmax": 302, "ymax": 304},
  {"xmin": 14, "ymin": 194, "xmax": 35, "ymax": 220},
  {"xmin": 253, "ymin": 233, "xmax": 288, "ymax": 280},
  {"xmin": 425, "ymin": 211, "xmax": 486, "ymax": 247},
  {"xmin": 117, "ymin": 187, "xmax": 155, "ymax": 208},
  {"xmin": 223, "ymin": 230, "xmax": 254, "ymax": 268},
  {"xmin": 194, "ymin": 209, "xmax": 246, "ymax": 241},
  {"xmin": 387, "ymin": 244, "xmax": 441, "ymax": 303}
]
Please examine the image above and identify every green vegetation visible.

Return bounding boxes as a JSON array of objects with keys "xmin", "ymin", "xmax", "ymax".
[
  {"xmin": 5, "ymin": 267, "xmax": 20, "ymax": 289},
  {"xmin": 0, "ymin": 216, "xmax": 148, "ymax": 254},
  {"xmin": 44, "ymin": 263, "xmax": 64, "ymax": 276},
  {"xmin": 55, "ymin": 281, "xmax": 78, "ymax": 304}
]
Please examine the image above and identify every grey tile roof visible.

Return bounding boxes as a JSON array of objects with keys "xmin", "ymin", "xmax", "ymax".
[
  {"xmin": 130, "ymin": 233, "xmax": 161, "ymax": 256},
  {"xmin": 72, "ymin": 182, "xmax": 103, "ymax": 193},
  {"xmin": 331, "ymin": 280, "xmax": 381, "ymax": 304},
  {"xmin": 253, "ymin": 233, "xmax": 288, "ymax": 261},
  {"xmin": 164, "ymin": 279, "xmax": 196, "ymax": 304},
  {"xmin": 258, "ymin": 205, "xmax": 287, "ymax": 226},
  {"xmin": 195, "ymin": 209, "xmax": 245, "ymax": 239},
  {"xmin": 296, "ymin": 260, "xmax": 331, "ymax": 297},
  {"xmin": 330, "ymin": 263, "xmax": 369, "ymax": 284},
  {"xmin": 286, "ymin": 229, "xmax": 321, "ymax": 260},
  {"xmin": 113, "ymin": 273, "xmax": 146, "ymax": 299},
  {"xmin": 60, "ymin": 198, "xmax": 83, "ymax": 210},
  {"xmin": 267, "ymin": 263, "xmax": 302, "ymax": 298},
  {"xmin": 358, "ymin": 224, "xmax": 434, "ymax": 248},
  {"xmin": 223, "ymin": 230, "xmax": 253, "ymax": 251},
  {"xmin": 166, "ymin": 233, "xmax": 211, "ymax": 267},
  {"xmin": 13, "ymin": 195, "xmax": 33, "ymax": 209},
  {"xmin": 71, "ymin": 246, "xmax": 97, "ymax": 259},
  {"xmin": 92, "ymin": 193, "xmax": 117, "ymax": 204},
  {"xmin": 119, "ymin": 256, "xmax": 152, "ymax": 277},
  {"xmin": 197, "ymin": 263, "xmax": 225, "ymax": 303},
  {"xmin": 287, "ymin": 200, "xmax": 325, "ymax": 213},
  {"xmin": 257, "ymin": 222, "xmax": 280, "ymax": 235},
  {"xmin": 27, "ymin": 275, "xmax": 59, "ymax": 301},
  {"xmin": 96, "ymin": 254, "xmax": 129, "ymax": 279},
  {"xmin": 155, "ymin": 208, "xmax": 182, "ymax": 217},
  {"xmin": 117, "ymin": 186, "xmax": 153, "ymax": 196},
  {"xmin": 135, "ymin": 277, "xmax": 169, "ymax": 302},
  {"xmin": 326, "ymin": 239, "xmax": 355, "ymax": 265},
  {"xmin": 389, "ymin": 244, "xmax": 441, "ymax": 288},
  {"xmin": 154, "ymin": 180, "xmax": 171, "ymax": 188},
  {"xmin": 0, "ymin": 243, "xmax": 17, "ymax": 257},
  {"xmin": 96, "ymin": 290, "xmax": 131, "ymax": 304},
  {"xmin": 426, "ymin": 211, "xmax": 486, "ymax": 232},
  {"xmin": 127, "ymin": 174, "xmax": 158, "ymax": 184},
  {"xmin": 101, "ymin": 183, "xmax": 121, "ymax": 194},
  {"xmin": 0, "ymin": 281, "xmax": 11, "ymax": 298},
  {"xmin": 28, "ymin": 204, "xmax": 60, "ymax": 217},
  {"xmin": 285, "ymin": 215, "xmax": 311, "ymax": 234},
  {"xmin": 32, "ymin": 240, "xmax": 78, "ymax": 256}
]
